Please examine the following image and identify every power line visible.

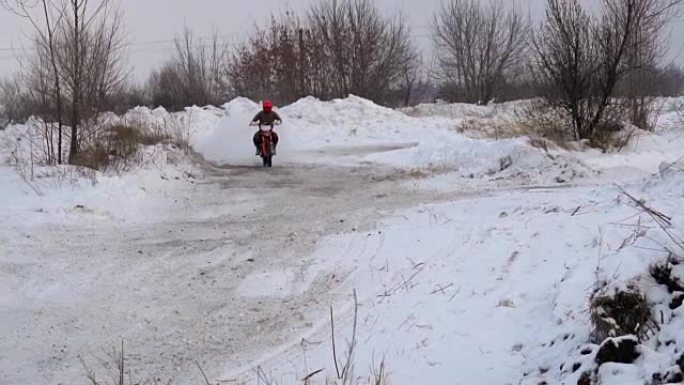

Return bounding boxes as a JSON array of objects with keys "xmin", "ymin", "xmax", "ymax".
[
  {"xmin": 0, "ymin": 23, "xmax": 437, "ymax": 53},
  {"xmin": 0, "ymin": 32, "xmax": 433, "ymax": 59},
  {"xmin": 0, "ymin": 33, "xmax": 242, "ymax": 53}
]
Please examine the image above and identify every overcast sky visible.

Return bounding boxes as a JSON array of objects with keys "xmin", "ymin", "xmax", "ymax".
[{"xmin": 0, "ymin": 0, "xmax": 682, "ymax": 81}]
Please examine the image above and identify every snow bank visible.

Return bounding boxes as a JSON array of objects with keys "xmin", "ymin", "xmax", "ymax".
[
  {"xmin": 188, "ymin": 95, "xmax": 604, "ymax": 187},
  {"xmin": 220, "ymin": 169, "xmax": 684, "ymax": 385},
  {"xmin": 183, "ymin": 95, "xmax": 684, "ymax": 189},
  {"xmin": 400, "ymin": 99, "xmax": 525, "ymax": 120},
  {"xmin": 0, "ymin": 119, "xmax": 202, "ymax": 226}
]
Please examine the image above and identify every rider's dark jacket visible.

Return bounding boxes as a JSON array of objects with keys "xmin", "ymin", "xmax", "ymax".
[{"xmin": 252, "ymin": 111, "xmax": 281, "ymax": 125}]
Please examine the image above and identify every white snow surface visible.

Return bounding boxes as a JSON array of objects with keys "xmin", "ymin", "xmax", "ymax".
[
  {"xmin": 186, "ymin": 95, "xmax": 684, "ymax": 188},
  {"xmin": 2, "ymin": 95, "xmax": 684, "ymax": 385}
]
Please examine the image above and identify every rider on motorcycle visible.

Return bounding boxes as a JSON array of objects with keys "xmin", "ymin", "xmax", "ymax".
[{"xmin": 251, "ymin": 100, "xmax": 282, "ymax": 155}]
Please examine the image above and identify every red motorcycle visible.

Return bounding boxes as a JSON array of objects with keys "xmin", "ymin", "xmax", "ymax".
[{"xmin": 250, "ymin": 122, "xmax": 280, "ymax": 168}]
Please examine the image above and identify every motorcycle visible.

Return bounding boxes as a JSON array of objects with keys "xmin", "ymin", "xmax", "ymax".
[{"xmin": 249, "ymin": 122, "xmax": 280, "ymax": 168}]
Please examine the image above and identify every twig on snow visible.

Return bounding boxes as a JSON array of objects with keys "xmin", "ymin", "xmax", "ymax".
[
  {"xmin": 254, "ymin": 366, "xmax": 277, "ymax": 385},
  {"xmin": 195, "ymin": 361, "xmax": 211, "ymax": 385},
  {"xmin": 617, "ymin": 185, "xmax": 684, "ymax": 253},
  {"xmin": 448, "ymin": 286, "xmax": 462, "ymax": 302},
  {"xmin": 594, "ymin": 227, "xmax": 604, "ymax": 292},
  {"xmin": 119, "ymin": 339, "xmax": 124, "ymax": 385},
  {"xmin": 571, "ymin": 206, "xmax": 581, "ymax": 216},
  {"xmin": 384, "ymin": 263, "xmax": 425, "ymax": 296},
  {"xmin": 430, "ymin": 282, "xmax": 455, "ymax": 295},
  {"xmin": 341, "ymin": 290, "xmax": 359, "ymax": 382},
  {"xmin": 302, "ymin": 369, "xmax": 324, "ymax": 384},
  {"xmin": 330, "ymin": 290, "xmax": 359, "ymax": 383},
  {"xmin": 330, "ymin": 305, "xmax": 341, "ymax": 380}
]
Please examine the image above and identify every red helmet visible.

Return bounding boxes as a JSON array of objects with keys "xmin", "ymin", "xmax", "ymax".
[{"xmin": 263, "ymin": 100, "xmax": 273, "ymax": 112}]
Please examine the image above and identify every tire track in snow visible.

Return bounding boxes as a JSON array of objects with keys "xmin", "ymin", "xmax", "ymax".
[{"xmin": 2, "ymin": 154, "xmax": 615, "ymax": 385}]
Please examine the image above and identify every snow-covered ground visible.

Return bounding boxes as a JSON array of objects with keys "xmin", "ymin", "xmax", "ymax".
[{"xmin": 2, "ymin": 96, "xmax": 684, "ymax": 385}]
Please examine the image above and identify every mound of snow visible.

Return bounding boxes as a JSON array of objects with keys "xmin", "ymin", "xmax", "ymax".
[
  {"xmin": 367, "ymin": 134, "xmax": 596, "ymax": 183},
  {"xmin": 222, "ymin": 97, "xmax": 259, "ymax": 116},
  {"xmin": 0, "ymin": 118, "xmax": 202, "ymax": 225},
  {"xmin": 659, "ymin": 159, "xmax": 684, "ymax": 178},
  {"xmin": 400, "ymin": 99, "xmax": 530, "ymax": 122},
  {"xmin": 189, "ymin": 95, "xmax": 602, "ymax": 187},
  {"xmin": 578, "ymin": 128, "xmax": 684, "ymax": 181},
  {"xmin": 401, "ymin": 101, "xmax": 497, "ymax": 120},
  {"xmin": 285, "ymin": 95, "xmax": 405, "ymax": 125}
]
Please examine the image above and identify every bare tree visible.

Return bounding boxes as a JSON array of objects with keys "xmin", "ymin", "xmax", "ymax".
[
  {"xmin": 400, "ymin": 57, "xmax": 421, "ymax": 107},
  {"xmin": 531, "ymin": 0, "xmax": 601, "ymax": 140},
  {"xmin": 531, "ymin": 0, "xmax": 681, "ymax": 143},
  {"xmin": 2, "ymin": 0, "xmax": 67, "ymax": 163},
  {"xmin": 148, "ymin": 27, "xmax": 230, "ymax": 111},
  {"xmin": 228, "ymin": 0, "xmax": 418, "ymax": 106},
  {"xmin": 0, "ymin": 75, "xmax": 33, "ymax": 125},
  {"xmin": 394, "ymin": 55, "xmax": 437, "ymax": 107},
  {"xmin": 59, "ymin": 0, "xmax": 128, "ymax": 162},
  {"xmin": 620, "ymin": 0, "xmax": 682, "ymax": 130},
  {"xmin": 654, "ymin": 64, "xmax": 684, "ymax": 96},
  {"xmin": 433, "ymin": 0, "xmax": 528, "ymax": 105},
  {"xmin": 228, "ymin": 13, "xmax": 315, "ymax": 105},
  {"xmin": 309, "ymin": 0, "xmax": 417, "ymax": 103},
  {"xmin": 1, "ymin": 0, "xmax": 127, "ymax": 165}
]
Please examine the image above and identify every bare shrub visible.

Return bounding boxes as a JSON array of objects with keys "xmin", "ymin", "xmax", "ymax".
[
  {"xmin": 0, "ymin": 75, "xmax": 32, "ymax": 125},
  {"xmin": 514, "ymin": 101, "xmax": 575, "ymax": 144},
  {"xmin": 76, "ymin": 142, "xmax": 111, "ymax": 171},
  {"xmin": 392, "ymin": 55, "xmax": 434, "ymax": 107},
  {"xmin": 228, "ymin": 0, "xmax": 418, "ymax": 106},
  {"xmin": 7, "ymin": 128, "xmax": 40, "ymax": 191},
  {"xmin": 590, "ymin": 124, "xmax": 638, "ymax": 153},
  {"xmin": 227, "ymin": 12, "xmax": 308, "ymax": 105},
  {"xmin": 80, "ymin": 341, "xmax": 167, "ymax": 385},
  {"xmin": 432, "ymin": 0, "xmax": 529, "ymax": 105},
  {"xmin": 74, "ymin": 123, "xmax": 169, "ymax": 171},
  {"xmin": 400, "ymin": 162, "xmax": 456, "ymax": 179},
  {"xmin": 108, "ymin": 124, "xmax": 164, "ymax": 155},
  {"xmin": 654, "ymin": 64, "xmax": 684, "ymax": 96},
  {"xmin": 514, "ymin": 100, "xmax": 640, "ymax": 152},
  {"xmin": 105, "ymin": 84, "xmax": 152, "ymax": 115},
  {"xmin": 454, "ymin": 116, "xmax": 524, "ymax": 140},
  {"xmin": 371, "ymin": 360, "xmax": 389, "ymax": 385},
  {"xmin": 147, "ymin": 27, "xmax": 229, "ymax": 111},
  {"xmin": 495, "ymin": 76, "xmax": 544, "ymax": 103}
]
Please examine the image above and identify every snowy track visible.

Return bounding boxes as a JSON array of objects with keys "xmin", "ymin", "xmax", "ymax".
[
  {"xmin": 1, "ymin": 155, "xmax": 657, "ymax": 385},
  {"xmin": 1, "ymin": 158, "xmax": 464, "ymax": 385}
]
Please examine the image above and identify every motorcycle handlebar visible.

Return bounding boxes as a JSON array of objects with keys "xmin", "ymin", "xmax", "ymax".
[{"xmin": 249, "ymin": 121, "xmax": 281, "ymax": 127}]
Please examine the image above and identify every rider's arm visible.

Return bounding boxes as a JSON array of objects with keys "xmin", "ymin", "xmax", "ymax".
[
  {"xmin": 251, "ymin": 112, "xmax": 262, "ymax": 123},
  {"xmin": 273, "ymin": 111, "xmax": 282, "ymax": 123}
]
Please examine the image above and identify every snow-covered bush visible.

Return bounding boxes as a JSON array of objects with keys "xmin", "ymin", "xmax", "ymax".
[
  {"xmin": 76, "ymin": 123, "xmax": 172, "ymax": 171},
  {"xmin": 590, "ymin": 284, "xmax": 653, "ymax": 343}
]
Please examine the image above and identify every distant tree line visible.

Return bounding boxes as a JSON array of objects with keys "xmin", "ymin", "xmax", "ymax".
[{"xmin": 1, "ymin": 0, "xmax": 683, "ymax": 164}]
